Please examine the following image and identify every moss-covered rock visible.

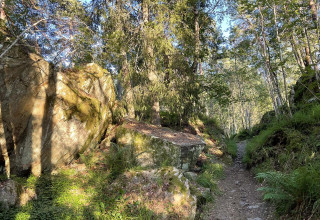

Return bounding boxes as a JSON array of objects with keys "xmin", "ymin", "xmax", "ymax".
[
  {"xmin": 115, "ymin": 120, "xmax": 205, "ymax": 171},
  {"xmin": 293, "ymin": 69, "xmax": 320, "ymax": 107},
  {"xmin": 0, "ymin": 47, "xmax": 115, "ymax": 175},
  {"xmin": 109, "ymin": 167, "xmax": 197, "ymax": 219}
]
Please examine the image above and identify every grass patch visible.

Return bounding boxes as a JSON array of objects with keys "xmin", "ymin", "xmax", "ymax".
[
  {"xmin": 196, "ymin": 163, "xmax": 224, "ymax": 192},
  {"xmin": 0, "ymin": 145, "xmax": 156, "ymax": 220},
  {"xmin": 225, "ymin": 139, "xmax": 237, "ymax": 158},
  {"xmin": 244, "ymin": 104, "xmax": 320, "ymax": 172}
]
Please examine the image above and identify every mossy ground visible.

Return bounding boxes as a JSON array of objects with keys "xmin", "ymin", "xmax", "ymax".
[
  {"xmin": 0, "ymin": 143, "xmax": 201, "ymax": 220},
  {"xmin": 244, "ymin": 104, "xmax": 320, "ymax": 173},
  {"xmin": 0, "ymin": 148, "xmax": 159, "ymax": 220}
]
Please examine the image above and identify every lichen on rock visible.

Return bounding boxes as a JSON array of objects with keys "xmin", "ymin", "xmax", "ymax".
[
  {"xmin": 0, "ymin": 46, "xmax": 116, "ymax": 175},
  {"xmin": 115, "ymin": 120, "xmax": 205, "ymax": 171}
]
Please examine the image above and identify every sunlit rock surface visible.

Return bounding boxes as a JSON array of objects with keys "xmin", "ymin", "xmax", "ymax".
[
  {"xmin": 0, "ymin": 46, "xmax": 115, "ymax": 175},
  {"xmin": 116, "ymin": 120, "xmax": 206, "ymax": 171}
]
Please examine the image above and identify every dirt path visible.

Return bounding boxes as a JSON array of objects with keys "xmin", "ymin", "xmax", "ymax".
[{"xmin": 202, "ymin": 141, "xmax": 274, "ymax": 220}]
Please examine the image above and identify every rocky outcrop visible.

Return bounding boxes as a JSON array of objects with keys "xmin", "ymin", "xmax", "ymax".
[
  {"xmin": 110, "ymin": 167, "xmax": 197, "ymax": 219},
  {"xmin": 0, "ymin": 46, "xmax": 115, "ymax": 175},
  {"xmin": 115, "ymin": 120, "xmax": 205, "ymax": 171}
]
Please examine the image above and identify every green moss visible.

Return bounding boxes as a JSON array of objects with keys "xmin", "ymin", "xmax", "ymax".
[
  {"xmin": 245, "ymin": 104, "xmax": 320, "ymax": 173},
  {"xmin": 293, "ymin": 69, "xmax": 320, "ymax": 108},
  {"xmin": 115, "ymin": 125, "xmax": 182, "ymax": 169}
]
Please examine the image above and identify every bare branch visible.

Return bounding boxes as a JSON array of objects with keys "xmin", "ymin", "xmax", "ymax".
[{"xmin": 0, "ymin": 19, "xmax": 46, "ymax": 59}]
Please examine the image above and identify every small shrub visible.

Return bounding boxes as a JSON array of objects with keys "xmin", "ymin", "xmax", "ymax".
[
  {"xmin": 160, "ymin": 111, "xmax": 181, "ymax": 128},
  {"xmin": 244, "ymin": 104, "xmax": 320, "ymax": 171}
]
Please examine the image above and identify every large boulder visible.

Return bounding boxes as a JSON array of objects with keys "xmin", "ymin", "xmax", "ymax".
[
  {"xmin": 0, "ymin": 46, "xmax": 115, "ymax": 175},
  {"xmin": 115, "ymin": 120, "xmax": 205, "ymax": 171}
]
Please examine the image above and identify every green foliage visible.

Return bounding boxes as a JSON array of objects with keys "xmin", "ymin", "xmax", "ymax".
[
  {"xmin": 236, "ymin": 129, "xmax": 251, "ymax": 141},
  {"xmin": 196, "ymin": 163, "xmax": 224, "ymax": 192},
  {"xmin": 105, "ymin": 143, "xmax": 137, "ymax": 179},
  {"xmin": 244, "ymin": 104, "xmax": 320, "ymax": 218},
  {"xmin": 0, "ymin": 152, "xmax": 160, "ymax": 220},
  {"xmin": 160, "ymin": 111, "xmax": 181, "ymax": 128},
  {"xmin": 293, "ymin": 69, "xmax": 320, "ymax": 108},
  {"xmin": 257, "ymin": 163, "xmax": 320, "ymax": 218},
  {"xmin": 244, "ymin": 104, "xmax": 320, "ymax": 172},
  {"xmin": 225, "ymin": 139, "xmax": 237, "ymax": 158}
]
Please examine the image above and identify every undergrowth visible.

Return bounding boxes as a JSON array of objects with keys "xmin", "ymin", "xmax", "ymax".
[
  {"xmin": 0, "ymin": 145, "xmax": 157, "ymax": 220},
  {"xmin": 0, "ymin": 114, "xmax": 227, "ymax": 220},
  {"xmin": 257, "ymin": 163, "xmax": 320, "ymax": 219},
  {"xmin": 245, "ymin": 104, "xmax": 320, "ymax": 219},
  {"xmin": 196, "ymin": 163, "xmax": 223, "ymax": 193},
  {"xmin": 244, "ymin": 104, "xmax": 320, "ymax": 172},
  {"xmin": 225, "ymin": 139, "xmax": 237, "ymax": 158}
]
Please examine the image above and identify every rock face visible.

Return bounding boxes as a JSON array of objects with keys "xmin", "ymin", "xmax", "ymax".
[
  {"xmin": 116, "ymin": 120, "xmax": 205, "ymax": 171},
  {"xmin": 110, "ymin": 167, "xmax": 197, "ymax": 219},
  {"xmin": 0, "ymin": 46, "xmax": 115, "ymax": 175}
]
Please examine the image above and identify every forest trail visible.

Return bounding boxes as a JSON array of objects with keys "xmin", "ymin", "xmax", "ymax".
[{"xmin": 203, "ymin": 141, "xmax": 274, "ymax": 220}]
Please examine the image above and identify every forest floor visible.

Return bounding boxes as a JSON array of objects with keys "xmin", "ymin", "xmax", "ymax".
[{"xmin": 202, "ymin": 141, "xmax": 275, "ymax": 220}]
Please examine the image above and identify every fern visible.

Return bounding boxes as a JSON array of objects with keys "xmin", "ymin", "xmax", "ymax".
[{"xmin": 257, "ymin": 163, "xmax": 320, "ymax": 218}]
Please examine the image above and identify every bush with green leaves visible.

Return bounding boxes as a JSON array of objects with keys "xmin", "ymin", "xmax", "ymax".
[
  {"xmin": 105, "ymin": 143, "xmax": 137, "ymax": 178},
  {"xmin": 160, "ymin": 111, "xmax": 181, "ymax": 128},
  {"xmin": 244, "ymin": 104, "xmax": 320, "ymax": 218},
  {"xmin": 236, "ymin": 129, "xmax": 252, "ymax": 141}
]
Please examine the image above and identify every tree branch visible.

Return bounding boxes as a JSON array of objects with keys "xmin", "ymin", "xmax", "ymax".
[{"xmin": 0, "ymin": 19, "xmax": 46, "ymax": 59}]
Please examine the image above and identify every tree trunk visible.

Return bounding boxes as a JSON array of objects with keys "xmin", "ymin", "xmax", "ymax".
[
  {"xmin": 310, "ymin": 0, "xmax": 318, "ymax": 23},
  {"xmin": 116, "ymin": 0, "xmax": 135, "ymax": 119},
  {"xmin": 258, "ymin": 7, "xmax": 283, "ymax": 114},
  {"xmin": 234, "ymin": 55, "xmax": 247, "ymax": 129},
  {"xmin": 142, "ymin": 0, "xmax": 161, "ymax": 125},
  {"xmin": 273, "ymin": 4, "xmax": 292, "ymax": 117},
  {"xmin": 192, "ymin": 2, "xmax": 200, "ymax": 75},
  {"xmin": 290, "ymin": 35, "xmax": 305, "ymax": 70}
]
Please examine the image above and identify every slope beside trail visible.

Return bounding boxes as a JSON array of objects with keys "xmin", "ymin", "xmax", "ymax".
[{"xmin": 203, "ymin": 141, "xmax": 274, "ymax": 220}]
